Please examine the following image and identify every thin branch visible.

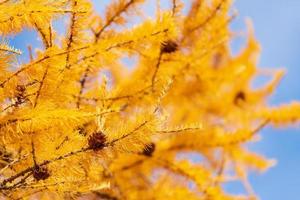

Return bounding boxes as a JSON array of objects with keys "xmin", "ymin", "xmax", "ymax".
[
  {"xmin": 95, "ymin": 0, "xmax": 136, "ymax": 42},
  {"xmin": 0, "ymin": 10, "xmax": 87, "ymax": 24},
  {"xmin": 48, "ymin": 24, "xmax": 53, "ymax": 47},
  {"xmin": 189, "ymin": 0, "xmax": 226, "ymax": 33},
  {"xmin": 94, "ymin": 192, "xmax": 119, "ymax": 200},
  {"xmin": 172, "ymin": 0, "xmax": 177, "ymax": 16},
  {"xmin": 64, "ymin": 0, "xmax": 78, "ymax": 70},
  {"xmin": 55, "ymin": 136, "xmax": 69, "ymax": 150},
  {"xmin": 0, "ymin": 45, "xmax": 89, "ymax": 88},
  {"xmin": 109, "ymin": 120, "xmax": 149, "ymax": 145},
  {"xmin": 76, "ymin": 65, "xmax": 90, "ymax": 108},
  {"xmin": 33, "ymin": 65, "xmax": 49, "ymax": 108},
  {"xmin": 157, "ymin": 126, "xmax": 203, "ymax": 134},
  {"xmin": 31, "ymin": 18, "xmax": 50, "ymax": 49},
  {"xmin": 27, "ymin": 45, "xmax": 33, "ymax": 61},
  {"xmin": 0, "ymin": 0, "xmax": 10, "ymax": 5},
  {"xmin": 0, "ymin": 154, "xmax": 29, "ymax": 174},
  {"xmin": 31, "ymin": 140, "xmax": 37, "ymax": 166},
  {"xmin": 118, "ymin": 159, "xmax": 145, "ymax": 171},
  {"xmin": 151, "ymin": 51, "xmax": 163, "ymax": 90},
  {"xmin": 0, "ymin": 172, "xmax": 33, "ymax": 191},
  {"xmin": 72, "ymin": 84, "xmax": 153, "ymax": 103}
]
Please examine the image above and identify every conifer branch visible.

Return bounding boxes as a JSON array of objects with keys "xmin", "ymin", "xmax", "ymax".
[
  {"xmin": 0, "ymin": 43, "xmax": 22, "ymax": 55},
  {"xmin": 0, "ymin": 0, "xmax": 296, "ymax": 198}
]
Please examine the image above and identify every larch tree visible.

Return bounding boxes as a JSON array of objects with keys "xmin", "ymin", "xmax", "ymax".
[{"xmin": 0, "ymin": 0, "xmax": 299, "ymax": 199}]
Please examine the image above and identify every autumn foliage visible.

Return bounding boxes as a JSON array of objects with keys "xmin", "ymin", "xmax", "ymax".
[{"xmin": 0, "ymin": 0, "xmax": 299, "ymax": 199}]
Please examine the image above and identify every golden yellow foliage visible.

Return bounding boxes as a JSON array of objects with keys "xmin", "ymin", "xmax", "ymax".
[{"xmin": 0, "ymin": 0, "xmax": 298, "ymax": 199}]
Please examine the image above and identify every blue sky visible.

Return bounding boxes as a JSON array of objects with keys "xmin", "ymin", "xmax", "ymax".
[{"xmin": 6, "ymin": 0, "xmax": 300, "ymax": 199}]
